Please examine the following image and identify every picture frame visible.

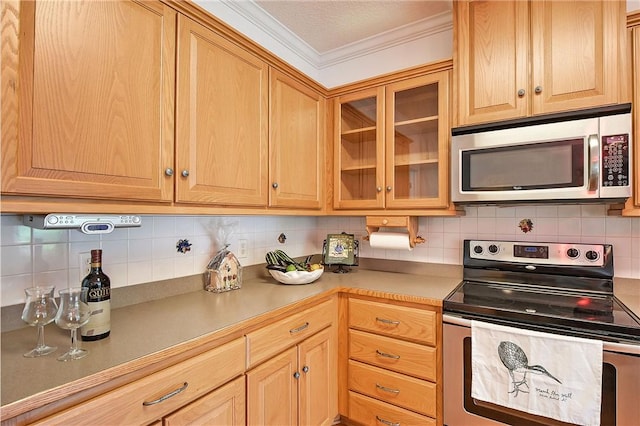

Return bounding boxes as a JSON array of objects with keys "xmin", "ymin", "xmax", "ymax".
[{"xmin": 323, "ymin": 233, "xmax": 356, "ymax": 266}]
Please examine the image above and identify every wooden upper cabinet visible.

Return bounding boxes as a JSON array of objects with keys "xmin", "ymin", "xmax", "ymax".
[
  {"xmin": 333, "ymin": 72, "xmax": 450, "ymax": 210},
  {"xmin": 333, "ymin": 87, "xmax": 385, "ymax": 210},
  {"xmin": 175, "ymin": 15, "xmax": 269, "ymax": 206},
  {"xmin": 455, "ymin": 0, "xmax": 625, "ymax": 126},
  {"xmin": 1, "ymin": 0, "xmax": 176, "ymax": 201},
  {"xmin": 269, "ymin": 69, "xmax": 325, "ymax": 209}
]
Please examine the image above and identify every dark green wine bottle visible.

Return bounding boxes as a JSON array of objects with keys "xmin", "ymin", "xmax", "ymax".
[{"xmin": 80, "ymin": 249, "xmax": 111, "ymax": 341}]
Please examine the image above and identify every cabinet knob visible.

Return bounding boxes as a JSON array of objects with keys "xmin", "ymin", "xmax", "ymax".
[
  {"xmin": 517, "ymin": 89, "xmax": 525, "ymax": 97},
  {"xmin": 534, "ymin": 85, "xmax": 543, "ymax": 94},
  {"xmin": 164, "ymin": 168, "xmax": 174, "ymax": 177},
  {"xmin": 386, "ymin": 186, "xmax": 392, "ymax": 192},
  {"xmin": 382, "ymin": 219, "xmax": 389, "ymax": 225},
  {"xmin": 272, "ymin": 182, "xmax": 279, "ymax": 189},
  {"xmin": 376, "ymin": 186, "xmax": 382, "ymax": 192},
  {"xmin": 293, "ymin": 371, "xmax": 300, "ymax": 379},
  {"xmin": 181, "ymin": 170, "xmax": 189, "ymax": 177},
  {"xmin": 302, "ymin": 365, "xmax": 309, "ymax": 373}
]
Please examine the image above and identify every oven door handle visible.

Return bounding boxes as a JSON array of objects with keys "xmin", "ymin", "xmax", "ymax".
[{"xmin": 443, "ymin": 314, "xmax": 640, "ymax": 356}]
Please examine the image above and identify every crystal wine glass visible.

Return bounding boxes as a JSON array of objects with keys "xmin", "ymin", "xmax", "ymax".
[
  {"xmin": 21, "ymin": 286, "xmax": 58, "ymax": 357},
  {"xmin": 55, "ymin": 287, "xmax": 90, "ymax": 361}
]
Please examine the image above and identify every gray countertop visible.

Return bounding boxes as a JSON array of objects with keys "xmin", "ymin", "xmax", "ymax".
[{"xmin": 2, "ymin": 261, "xmax": 638, "ymax": 421}]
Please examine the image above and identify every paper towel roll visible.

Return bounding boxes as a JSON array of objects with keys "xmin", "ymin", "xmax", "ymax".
[{"xmin": 369, "ymin": 232, "xmax": 413, "ymax": 251}]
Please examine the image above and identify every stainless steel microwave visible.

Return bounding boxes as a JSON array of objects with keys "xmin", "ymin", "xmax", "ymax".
[{"xmin": 451, "ymin": 105, "xmax": 632, "ymax": 204}]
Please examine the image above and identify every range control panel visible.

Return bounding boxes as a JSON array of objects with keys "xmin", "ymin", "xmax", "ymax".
[{"xmin": 468, "ymin": 240, "xmax": 606, "ymax": 267}]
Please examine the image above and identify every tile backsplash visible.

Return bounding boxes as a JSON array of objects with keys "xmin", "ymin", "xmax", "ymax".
[{"xmin": 2, "ymin": 204, "xmax": 639, "ymax": 307}]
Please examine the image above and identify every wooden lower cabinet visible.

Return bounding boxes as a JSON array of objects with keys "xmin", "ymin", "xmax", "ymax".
[
  {"xmin": 27, "ymin": 338, "xmax": 245, "ymax": 426},
  {"xmin": 344, "ymin": 297, "xmax": 442, "ymax": 425},
  {"xmin": 246, "ymin": 326, "xmax": 338, "ymax": 426},
  {"xmin": 163, "ymin": 376, "xmax": 245, "ymax": 426}
]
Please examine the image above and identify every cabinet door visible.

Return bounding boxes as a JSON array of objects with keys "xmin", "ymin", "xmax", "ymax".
[
  {"xmin": 1, "ymin": 0, "xmax": 175, "ymax": 201},
  {"xmin": 163, "ymin": 376, "xmax": 245, "ymax": 426},
  {"xmin": 269, "ymin": 69, "xmax": 325, "ymax": 209},
  {"xmin": 385, "ymin": 72, "xmax": 450, "ymax": 208},
  {"xmin": 175, "ymin": 15, "xmax": 268, "ymax": 206},
  {"xmin": 247, "ymin": 347, "xmax": 298, "ymax": 425},
  {"xmin": 633, "ymin": 27, "xmax": 640, "ymax": 209},
  {"xmin": 530, "ymin": 0, "xmax": 622, "ymax": 115},
  {"xmin": 298, "ymin": 327, "xmax": 338, "ymax": 426},
  {"xmin": 333, "ymin": 88, "xmax": 385, "ymax": 209},
  {"xmin": 454, "ymin": 0, "xmax": 528, "ymax": 125}
]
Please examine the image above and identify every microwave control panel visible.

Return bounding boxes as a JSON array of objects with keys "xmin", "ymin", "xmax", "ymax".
[{"xmin": 602, "ymin": 134, "xmax": 629, "ymax": 187}]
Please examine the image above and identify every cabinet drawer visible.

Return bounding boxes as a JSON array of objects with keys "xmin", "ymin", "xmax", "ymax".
[
  {"xmin": 348, "ymin": 391, "xmax": 436, "ymax": 426},
  {"xmin": 31, "ymin": 338, "xmax": 245, "ymax": 425},
  {"xmin": 246, "ymin": 298, "xmax": 336, "ymax": 367},
  {"xmin": 348, "ymin": 359, "xmax": 436, "ymax": 417},
  {"xmin": 349, "ymin": 329, "xmax": 436, "ymax": 381},
  {"xmin": 349, "ymin": 298, "xmax": 436, "ymax": 345}
]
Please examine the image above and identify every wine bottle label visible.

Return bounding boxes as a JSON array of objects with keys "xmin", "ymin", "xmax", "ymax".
[{"xmin": 81, "ymin": 299, "xmax": 111, "ymax": 337}]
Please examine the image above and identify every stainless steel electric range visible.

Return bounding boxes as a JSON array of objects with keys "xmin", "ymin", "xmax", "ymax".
[{"xmin": 443, "ymin": 240, "xmax": 640, "ymax": 426}]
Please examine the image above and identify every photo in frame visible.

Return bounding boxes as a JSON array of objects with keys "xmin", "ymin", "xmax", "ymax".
[{"xmin": 323, "ymin": 233, "xmax": 357, "ymax": 268}]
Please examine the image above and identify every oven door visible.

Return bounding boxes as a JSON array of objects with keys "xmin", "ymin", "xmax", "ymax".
[{"xmin": 443, "ymin": 315, "xmax": 640, "ymax": 426}]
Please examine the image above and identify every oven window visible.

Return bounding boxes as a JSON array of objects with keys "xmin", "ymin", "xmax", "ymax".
[
  {"xmin": 461, "ymin": 139, "xmax": 584, "ymax": 191},
  {"xmin": 462, "ymin": 337, "xmax": 616, "ymax": 425}
]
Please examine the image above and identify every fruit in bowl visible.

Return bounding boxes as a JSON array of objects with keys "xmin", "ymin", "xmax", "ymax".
[{"xmin": 265, "ymin": 250, "xmax": 324, "ymax": 285}]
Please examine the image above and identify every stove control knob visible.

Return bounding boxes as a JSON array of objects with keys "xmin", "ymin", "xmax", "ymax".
[
  {"xmin": 488, "ymin": 244, "xmax": 499, "ymax": 254},
  {"xmin": 585, "ymin": 250, "xmax": 599, "ymax": 261},
  {"xmin": 473, "ymin": 245, "xmax": 483, "ymax": 254},
  {"xmin": 566, "ymin": 248, "xmax": 580, "ymax": 259}
]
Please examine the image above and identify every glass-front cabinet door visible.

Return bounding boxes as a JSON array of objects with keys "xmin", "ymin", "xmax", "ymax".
[
  {"xmin": 385, "ymin": 72, "xmax": 450, "ymax": 208},
  {"xmin": 333, "ymin": 87, "xmax": 385, "ymax": 209},
  {"xmin": 333, "ymin": 71, "xmax": 450, "ymax": 210}
]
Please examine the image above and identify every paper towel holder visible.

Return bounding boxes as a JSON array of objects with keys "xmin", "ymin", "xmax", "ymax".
[{"xmin": 364, "ymin": 216, "xmax": 425, "ymax": 248}]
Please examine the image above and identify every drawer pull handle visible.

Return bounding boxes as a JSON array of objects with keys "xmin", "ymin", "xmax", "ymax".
[
  {"xmin": 290, "ymin": 322, "xmax": 309, "ymax": 334},
  {"xmin": 376, "ymin": 317, "xmax": 400, "ymax": 325},
  {"xmin": 376, "ymin": 383, "xmax": 400, "ymax": 394},
  {"xmin": 376, "ymin": 349, "xmax": 400, "ymax": 360},
  {"xmin": 376, "ymin": 415, "xmax": 400, "ymax": 426},
  {"xmin": 142, "ymin": 382, "xmax": 188, "ymax": 406}
]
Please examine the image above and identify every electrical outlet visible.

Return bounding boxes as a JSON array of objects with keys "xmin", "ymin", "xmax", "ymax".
[
  {"xmin": 238, "ymin": 239, "xmax": 248, "ymax": 258},
  {"xmin": 78, "ymin": 252, "xmax": 91, "ymax": 280}
]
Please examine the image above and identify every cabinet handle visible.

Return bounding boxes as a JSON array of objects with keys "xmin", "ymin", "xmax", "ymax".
[
  {"xmin": 181, "ymin": 170, "xmax": 189, "ymax": 177},
  {"xmin": 376, "ymin": 415, "xmax": 400, "ymax": 426},
  {"xmin": 289, "ymin": 322, "xmax": 309, "ymax": 334},
  {"xmin": 534, "ymin": 85, "xmax": 542, "ymax": 94},
  {"xmin": 376, "ymin": 186, "xmax": 382, "ymax": 192},
  {"xmin": 293, "ymin": 371, "xmax": 300, "ymax": 379},
  {"xmin": 164, "ymin": 168, "xmax": 174, "ymax": 177},
  {"xmin": 376, "ymin": 349, "xmax": 400, "ymax": 360},
  {"xmin": 272, "ymin": 182, "xmax": 279, "ymax": 189},
  {"xmin": 517, "ymin": 89, "xmax": 525, "ymax": 97},
  {"xmin": 376, "ymin": 383, "xmax": 400, "ymax": 394},
  {"xmin": 142, "ymin": 382, "xmax": 188, "ymax": 406},
  {"xmin": 386, "ymin": 186, "xmax": 392, "ymax": 192},
  {"xmin": 376, "ymin": 317, "xmax": 400, "ymax": 325},
  {"xmin": 302, "ymin": 365, "xmax": 309, "ymax": 373}
]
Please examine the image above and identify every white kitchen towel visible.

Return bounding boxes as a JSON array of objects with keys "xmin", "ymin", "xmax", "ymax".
[{"xmin": 471, "ymin": 320, "xmax": 603, "ymax": 426}]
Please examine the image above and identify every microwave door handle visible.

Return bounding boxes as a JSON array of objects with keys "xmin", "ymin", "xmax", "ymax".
[{"xmin": 587, "ymin": 134, "xmax": 599, "ymax": 192}]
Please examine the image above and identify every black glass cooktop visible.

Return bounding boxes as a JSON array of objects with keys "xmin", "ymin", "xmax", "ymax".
[{"xmin": 444, "ymin": 280, "xmax": 640, "ymax": 342}]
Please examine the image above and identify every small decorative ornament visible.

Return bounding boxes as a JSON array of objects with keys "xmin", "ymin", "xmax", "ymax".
[
  {"xmin": 518, "ymin": 219, "xmax": 534, "ymax": 233},
  {"xmin": 176, "ymin": 239, "xmax": 192, "ymax": 253},
  {"xmin": 205, "ymin": 245, "xmax": 242, "ymax": 293}
]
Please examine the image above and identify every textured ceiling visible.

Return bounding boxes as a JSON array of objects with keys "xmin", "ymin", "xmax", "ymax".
[{"xmin": 253, "ymin": 0, "xmax": 452, "ymax": 54}]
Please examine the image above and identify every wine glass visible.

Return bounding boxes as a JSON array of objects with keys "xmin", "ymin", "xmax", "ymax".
[
  {"xmin": 55, "ymin": 287, "xmax": 90, "ymax": 361},
  {"xmin": 21, "ymin": 286, "xmax": 58, "ymax": 357}
]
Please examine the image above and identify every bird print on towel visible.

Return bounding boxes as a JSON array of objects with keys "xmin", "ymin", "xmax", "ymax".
[{"xmin": 498, "ymin": 341, "xmax": 562, "ymax": 397}]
